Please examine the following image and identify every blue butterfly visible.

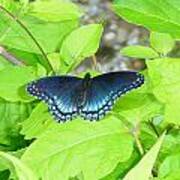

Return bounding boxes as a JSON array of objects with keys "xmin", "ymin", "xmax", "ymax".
[{"xmin": 27, "ymin": 71, "xmax": 144, "ymax": 122}]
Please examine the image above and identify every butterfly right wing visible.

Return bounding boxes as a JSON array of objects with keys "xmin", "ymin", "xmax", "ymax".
[
  {"xmin": 27, "ymin": 76, "xmax": 83, "ymax": 122},
  {"xmin": 81, "ymin": 71, "xmax": 144, "ymax": 121}
]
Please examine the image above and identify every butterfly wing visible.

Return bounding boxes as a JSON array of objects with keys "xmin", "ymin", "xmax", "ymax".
[
  {"xmin": 81, "ymin": 71, "xmax": 144, "ymax": 121},
  {"xmin": 27, "ymin": 76, "xmax": 82, "ymax": 122}
]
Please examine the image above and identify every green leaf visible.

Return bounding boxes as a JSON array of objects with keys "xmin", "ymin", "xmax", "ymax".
[
  {"xmin": 60, "ymin": 24, "xmax": 103, "ymax": 71},
  {"xmin": 28, "ymin": 1, "xmax": 82, "ymax": 22},
  {"xmin": 123, "ymin": 131, "xmax": 166, "ymax": 180},
  {"xmin": 0, "ymin": 66, "xmax": 37, "ymax": 102},
  {"xmin": 113, "ymin": 0, "xmax": 180, "ymax": 39},
  {"xmin": 21, "ymin": 103, "xmax": 53, "ymax": 140},
  {"xmin": 0, "ymin": 151, "xmax": 38, "ymax": 180},
  {"xmin": 9, "ymin": 48, "xmax": 47, "ymax": 68},
  {"xmin": 159, "ymin": 153, "xmax": 180, "ymax": 179},
  {"xmin": 0, "ymin": 148, "xmax": 26, "ymax": 172},
  {"xmin": 0, "ymin": 14, "xmax": 78, "ymax": 54},
  {"xmin": 114, "ymin": 89, "xmax": 163, "ymax": 123},
  {"xmin": 120, "ymin": 45, "xmax": 159, "ymax": 59},
  {"xmin": 146, "ymin": 58, "xmax": 180, "ymax": 125},
  {"xmin": 0, "ymin": 98, "xmax": 32, "ymax": 149},
  {"xmin": 21, "ymin": 117, "xmax": 133, "ymax": 180},
  {"xmin": 150, "ymin": 32, "xmax": 175, "ymax": 55}
]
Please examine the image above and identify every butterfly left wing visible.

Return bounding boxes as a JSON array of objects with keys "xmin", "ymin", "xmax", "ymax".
[
  {"xmin": 81, "ymin": 71, "xmax": 144, "ymax": 121},
  {"xmin": 27, "ymin": 76, "xmax": 83, "ymax": 122}
]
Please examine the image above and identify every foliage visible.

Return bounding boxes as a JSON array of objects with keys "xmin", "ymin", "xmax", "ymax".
[
  {"xmin": 124, "ymin": 132, "xmax": 166, "ymax": 180},
  {"xmin": 113, "ymin": 0, "xmax": 180, "ymax": 39},
  {"xmin": 0, "ymin": 0, "xmax": 179, "ymax": 179}
]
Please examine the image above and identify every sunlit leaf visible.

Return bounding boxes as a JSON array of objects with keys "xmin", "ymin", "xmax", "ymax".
[
  {"xmin": 22, "ymin": 117, "xmax": 133, "ymax": 180},
  {"xmin": 28, "ymin": 1, "xmax": 82, "ymax": 22},
  {"xmin": 113, "ymin": 0, "xmax": 180, "ymax": 39},
  {"xmin": 120, "ymin": 45, "xmax": 159, "ymax": 59},
  {"xmin": 60, "ymin": 24, "xmax": 103, "ymax": 71}
]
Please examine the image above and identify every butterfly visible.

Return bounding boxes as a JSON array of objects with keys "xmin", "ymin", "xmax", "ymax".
[{"xmin": 27, "ymin": 71, "xmax": 144, "ymax": 123}]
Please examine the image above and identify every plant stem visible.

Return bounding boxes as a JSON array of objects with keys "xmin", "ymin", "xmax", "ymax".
[
  {"xmin": 134, "ymin": 132, "xmax": 145, "ymax": 156},
  {"xmin": 148, "ymin": 120, "xmax": 160, "ymax": 137},
  {"xmin": 0, "ymin": 46, "xmax": 26, "ymax": 66},
  {"xmin": 92, "ymin": 55, "xmax": 97, "ymax": 69},
  {"xmin": 132, "ymin": 122, "xmax": 145, "ymax": 156},
  {"xmin": 0, "ymin": 5, "xmax": 54, "ymax": 72}
]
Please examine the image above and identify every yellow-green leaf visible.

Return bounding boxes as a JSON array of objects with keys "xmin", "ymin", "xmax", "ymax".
[{"xmin": 121, "ymin": 45, "xmax": 159, "ymax": 59}]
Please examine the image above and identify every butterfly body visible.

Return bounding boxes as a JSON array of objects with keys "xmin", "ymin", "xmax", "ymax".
[
  {"xmin": 27, "ymin": 71, "xmax": 144, "ymax": 122},
  {"xmin": 73, "ymin": 73, "xmax": 92, "ymax": 109}
]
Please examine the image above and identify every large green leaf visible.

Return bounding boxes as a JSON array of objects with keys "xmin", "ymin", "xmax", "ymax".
[
  {"xmin": 123, "ymin": 131, "xmax": 166, "ymax": 180},
  {"xmin": 21, "ymin": 117, "xmax": 133, "ymax": 180},
  {"xmin": 60, "ymin": 24, "xmax": 103, "ymax": 71},
  {"xmin": 0, "ymin": 151, "xmax": 38, "ymax": 180},
  {"xmin": 28, "ymin": 1, "xmax": 82, "ymax": 22},
  {"xmin": 0, "ymin": 13, "xmax": 78, "ymax": 54},
  {"xmin": 113, "ymin": 0, "xmax": 180, "ymax": 39},
  {"xmin": 0, "ymin": 66, "xmax": 37, "ymax": 102},
  {"xmin": 147, "ymin": 58, "xmax": 180, "ymax": 125}
]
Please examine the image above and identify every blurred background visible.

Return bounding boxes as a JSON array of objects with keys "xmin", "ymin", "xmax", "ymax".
[{"xmin": 73, "ymin": 0, "xmax": 148, "ymax": 73}]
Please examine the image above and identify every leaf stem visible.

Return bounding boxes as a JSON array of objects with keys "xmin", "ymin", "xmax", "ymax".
[
  {"xmin": 0, "ymin": 46, "xmax": 26, "ymax": 66},
  {"xmin": 132, "ymin": 123, "xmax": 145, "ymax": 156},
  {"xmin": 0, "ymin": 5, "xmax": 54, "ymax": 72},
  {"xmin": 134, "ymin": 132, "xmax": 145, "ymax": 156}
]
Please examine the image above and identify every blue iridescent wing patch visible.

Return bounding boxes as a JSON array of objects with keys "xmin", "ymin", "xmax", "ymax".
[
  {"xmin": 27, "ymin": 71, "xmax": 144, "ymax": 123},
  {"xmin": 27, "ymin": 76, "xmax": 82, "ymax": 122},
  {"xmin": 81, "ymin": 71, "xmax": 144, "ymax": 121}
]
